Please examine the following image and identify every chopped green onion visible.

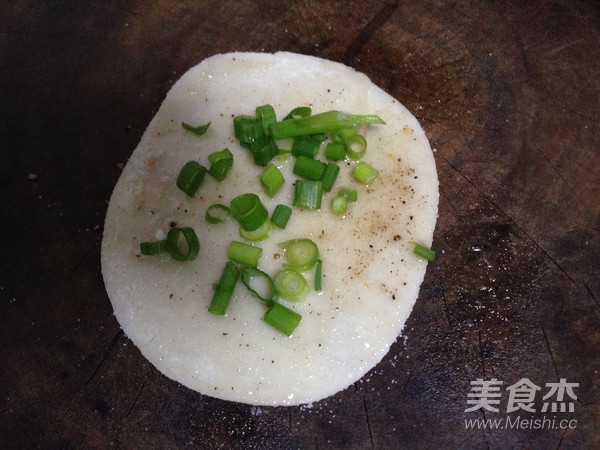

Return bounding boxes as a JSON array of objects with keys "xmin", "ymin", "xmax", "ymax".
[
  {"xmin": 241, "ymin": 267, "xmax": 274, "ymax": 305},
  {"xmin": 181, "ymin": 121, "xmax": 211, "ymax": 136},
  {"xmin": 230, "ymin": 193, "xmax": 269, "ymax": 231},
  {"xmin": 234, "ymin": 115, "xmax": 264, "ymax": 146},
  {"xmin": 331, "ymin": 195, "xmax": 348, "ymax": 215},
  {"xmin": 345, "ymin": 134, "xmax": 367, "ymax": 160},
  {"xmin": 208, "ymin": 261, "xmax": 240, "ymax": 315},
  {"xmin": 176, "ymin": 161, "xmax": 207, "ymax": 197},
  {"xmin": 205, "ymin": 204, "xmax": 231, "ymax": 224},
  {"xmin": 338, "ymin": 187, "xmax": 358, "ymax": 203},
  {"xmin": 227, "ymin": 241, "xmax": 262, "ymax": 267},
  {"xmin": 321, "ymin": 163, "xmax": 340, "ymax": 192},
  {"xmin": 273, "ymin": 269, "xmax": 309, "ymax": 302},
  {"xmin": 413, "ymin": 242, "xmax": 436, "ymax": 262},
  {"xmin": 256, "ymin": 104, "xmax": 276, "ymax": 136},
  {"xmin": 293, "ymin": 180, "xmax": 323, "ymax": 209},
  {"xmin": 271, "ymin": 204, "xmax": 292, "ymax": 229},
  {"xmin": 166, "ymin": 227, "xmax": 200, "ymax": 261},
  {"xmin": 293, "ymin": 155, "xmax": 326, "ymax": 180},
  {"xmin": 239, "ymin": 219, "xmax": 273, "ymax": 242},
  {"xmin": 311, "ymin": 132, "xmax": 328, "ymax": 143},
  {"xmin": 270, "ymin": 110, "xmax": 385, "ymax": 139},
  {"xmin": 352, "ymin": 161, "xmax": 380, "ymax": 185},
  {"xmin": 250, "ymin": 136, "xmax": 278, "ymax": 166},
  {"xmin": 283, "ymin": 106, "xmax": 312, "ymax": 120},
  {"xmin": 280, "ymin": 238, "xmax": 319, "ymax": 271},
  {"xmin": 263, "ymin": 302, "xmax": 302, "ymax": 336},
  {"xmin": 207, "ymin": 148, "xmax": 233, "ymax": 181},
  {"xmin": 276, "ymin": 149, "xmax": 292, "ymax": 160},
  {"xmin": 140, "ymin": 239, "xmax": 166, "ymax": 256},
  {"xmin": 332, "ymin": 127, "xmax": 356, "ymax": 144},
  {"xmin": 315, "ymin": 259, "xmax": 323, "ymax": 291},
  {"xmin": 325, "ymin": 142, "xmax": 346, "ymax": 161},
  {"xmin": 260, "ymin": 163, "xmax": 285, "ymax": 197},
  {"xmin": 291, "ymin": 135, "xmax": 321, "ymax": 159}
]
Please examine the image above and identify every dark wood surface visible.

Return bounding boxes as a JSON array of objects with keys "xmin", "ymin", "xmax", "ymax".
[{"xmin": 2, "ymin": 1, "xmax": 599, "ymax": 448}]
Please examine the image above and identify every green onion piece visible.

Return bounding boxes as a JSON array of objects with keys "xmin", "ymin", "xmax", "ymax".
[
  {"xmin": 413, "ymin": 242, "xmax": 436, "ymax": 262},
  {"xmin": 241, "ymin": 267, "xmax": 274, "ymax": 304},
  {"xmin": 332, "ymin": 195, "xmax": 348, "ymax": 215},
  {"xmin": 321, "ymin": 163, "xmax": 340, "ymax": 192},
  {"xmin": 207, "ymin": 148, "xmax": 233, "ymax": 181},
  {"xmin": 250, "ymin": 136, "xmax": 279, "ymax": 166},
  {"xmin": 315, "ymin": 259, "xmax": 323, "ymax": 291},
  {"xmin": 140, "ymin": 239, "xmax": 166, "ymax": 256},
  {"xmin": 338, "ymin": 187, "xmax": 358, "ymax": 203},
  {"xmin": 293, "ymin": 180, "xmax": 323, "ymax": 209},
  {"xmin": 205, "ymin": 204, "xmax": 231, "ymax": 224},
  {"xmin": 271, "ymin": 110, "xmax": 385, "ymax": 139},
  {"xmin": 273, "ymin": 269, "xmax": 309, "ymax": 302},
  {"xmin": 291, "ymin": 135, "xmax": 321, "ymax": 159},
  {"xmin": 227, "ymin": 241, "xmax": 262, "ymax": 267},
  {"xmin": 332, "ymin": 127, "xmax": 356, "ymax": 144},
  {"xmin": 345, "ymin": 134, "xmax": 367, "ymax": 160},
  {"xmin": 181, "ymin": 121, "xmax": 211, "ymax": 136},
  {"xmin": 256, "ymin": 104, "xmax": 276, "ymax": 136},
  {"xmin": 263, "ymin": 302, "xmax": 302, "ymax": 336},
  {"xmin": 234, "ymin": 115, "xmax": 264, "ymax": 146},
  {"xmin": 271, "ymin": 204, "xmax": 292, "ymax": 229},
  {"xmin": 293, "ymin": 155, "xmax": 326, "ymax": 180},
  {"xmin": 325, "ymin": 142, "xmax": 346, "ymax": 161},
  {"xmin": 352, "ymin": 161, "xmax": 380, "ymax": 185},
  {"xmin": 208, "ymin": 261, "xmax": 240, "ymax": 315},
  {"xmin": 280, "ymin": 238, "xmax": 320, "ymax": 271},
  {"xmin": 166, "ymin": 227, "xmax": 200, "ymax": 261},
  {"xmin": 260, "ymin": 163, "xmax": 285, "ymax": 197},
  {"xmin": 239, "ymin": 219, "xmax": 273, "ymax": 242},
  {"xmin": 276, "ymin": 149, "xmax": 292, "ymax": 161},
  {"xmin": 283, "ymin": 106, "xmax": 312, "ymax": 120},
  {"xmin": 176, "ymin": 161, "xmax": 207, "ymax": 197},
  {"xmin": 230, "ymin": 193, "xmax": 268, "ymax": 231}
]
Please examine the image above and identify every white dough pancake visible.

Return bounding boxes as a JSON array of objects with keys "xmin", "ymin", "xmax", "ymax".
[{"xmin": 101, "ymin": 52, "xmax": 438, "ymax": 406}]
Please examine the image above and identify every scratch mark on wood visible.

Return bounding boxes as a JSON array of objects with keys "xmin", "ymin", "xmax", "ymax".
[
  {"xmin": 342, "ymin": 0, "xmax": 399, "ymax": 65},
  {"xmin": 583, "ymin": 282, "xmax": 599, "ymax": 309},
  {"xmin": 555, "ymin": 424, "xmax": 569, "ymax": 449},
  {"xmin": 361, "ymin": 391, "xmax": 375, "ymax": 449},
  {"xmin": 126, "ymin": 368, "xmax": 151, "ymax": 418},
  {"xmin": 477, "ymin": 330, "xmax": 487, "ymax": 379},
  {"xmin": 86, "ymin": 329, "xmax": 124, "ymax": 386},
  {"xmin": 541, "ymin": 325, "xmax": 560, "ymax": 381}
]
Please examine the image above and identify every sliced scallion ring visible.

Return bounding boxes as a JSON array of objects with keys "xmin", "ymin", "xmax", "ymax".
[
  {"xmin": 205, "ymin": 204, "xmax": 231, "ymax": 224},
  {"xmin": 412, "ymin": 242, "xmax": 436, "ymax": 262},
  {"xmin": 241, "ymin": 267, "xmax": 275, "ymax": 305},
  {"xmin": 273, "ymin": 269, "xmax": 309, "ymax": 302},
  {"xmin": 227, "ymin": 241, "xmax": 262, "ymax": 268},
  {"xmin": 181, "ymin": 121, "xmax": 211, "ymax": 136},
  {"xmin": 239, "ymin": 219, "xmax": 273, "ymax": 242},
  {"xmin": 208, "ymin": 261, "xmax": 240, "ymax": 315},
  {"xmin": 263, "ymin": 302, "xmax": 302, "ymax": 336},
  {"xmin": 166, "ymin": 227, "xmax": 200, "ymax": 261},
  {"xmin": 352, "ymin": 161, "xmax": 380, "ymax": 185},
  {"xmin": 230, "ymin": 193, "xmax": 269, "ymax": 231},
  {"xmin": 345, "ymin": 133, "xmax": 367, "ymax": 160},
  {"xmin": 140, "ymin": 239, "xmax": 167, "ymax": 256},
  {"xmin": 176, "ymin": 161, "xmax": 207, "ymax": 197},
  {"xmin": 280, "ymin": 239, "xmax": 319, "ymax": 271}
]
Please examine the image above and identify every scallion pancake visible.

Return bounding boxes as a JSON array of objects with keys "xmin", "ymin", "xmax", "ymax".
[{"xmin": 101, "ymin": 52, "xmax": 438, "ymax": 406}]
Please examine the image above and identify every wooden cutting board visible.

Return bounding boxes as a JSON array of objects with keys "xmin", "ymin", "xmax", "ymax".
[{"xmin": 1, "ymin": 0, "xmax": 598, "ymax": 448}]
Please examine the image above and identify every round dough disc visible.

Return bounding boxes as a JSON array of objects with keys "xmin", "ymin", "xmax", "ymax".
[{"xmin": 101, "ymin": 52, "xmax": 438, "ymax": 406}]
